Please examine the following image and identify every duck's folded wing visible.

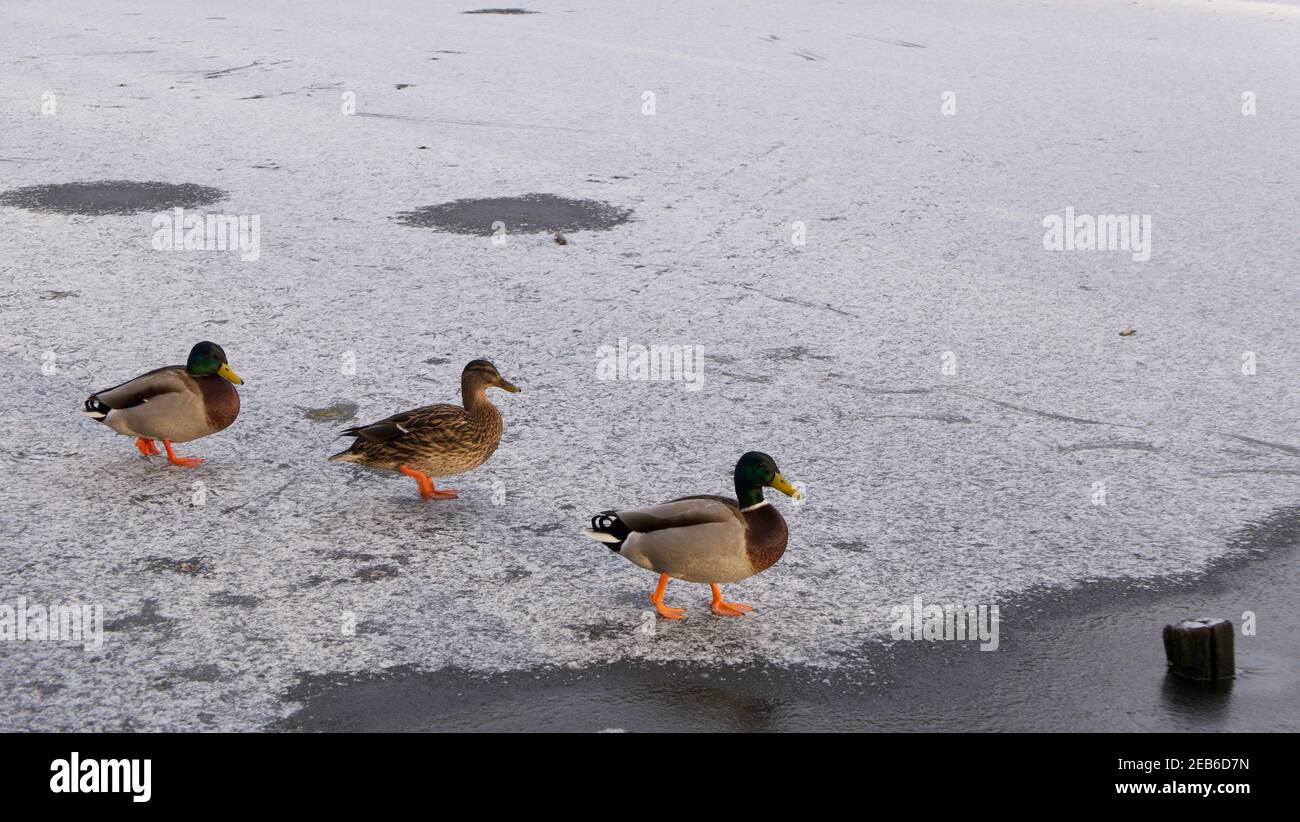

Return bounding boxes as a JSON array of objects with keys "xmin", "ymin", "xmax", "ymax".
[
  {"xmin": 340, "ymin": 404, "xmax": 466, "ymax": 442},
  {"xmin": 621, "ymin": 516, "xmax": 749, "ymax": 582},
  {"xmin": 615, "ymin": 496, "xmax": 740, "ymax": 533},
  {"xmin": 341, "ymin": 420, "xmax": 410, "ymax": 443},
  {"xmin": 92, "ymin": 366, "xmax": 188, "ymax": 409}
]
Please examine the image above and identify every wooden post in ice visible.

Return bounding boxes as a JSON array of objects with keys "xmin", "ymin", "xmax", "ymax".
[{"xmin": 1162, "ymin": 618, "xmax": 1235, "ymax": 681}]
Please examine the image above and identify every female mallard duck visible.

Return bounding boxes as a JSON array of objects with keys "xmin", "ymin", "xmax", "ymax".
[
  {"xmin": 582, "ymin": 451, "xmax": 803, "ymax": 618},
  {"xmin": 329, "ymin": 359, "xmax": 519, "ymax": 499},
  {"xmin": 81, "ymin": 341, "xmax": 243, "ymax": 467}
]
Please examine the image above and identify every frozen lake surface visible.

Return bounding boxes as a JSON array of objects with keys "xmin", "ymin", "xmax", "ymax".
[{"xmin": 1, "ymin": 0, "xmax": 1298, "ymax": 730}]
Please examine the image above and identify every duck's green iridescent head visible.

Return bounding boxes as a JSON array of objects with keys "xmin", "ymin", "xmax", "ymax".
[
  {"xmin": 733, "ymin": 451, "xmax": 803, "ymax": 508},
  {"xmin": 186, "ymin": 341, "xmax": 243, "ymax": 385}
]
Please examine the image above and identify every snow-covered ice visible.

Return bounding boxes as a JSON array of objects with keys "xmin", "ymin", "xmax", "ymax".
[{"xmin": 1, "ymin": 0, "xmax": 1298, "ymax": 730}]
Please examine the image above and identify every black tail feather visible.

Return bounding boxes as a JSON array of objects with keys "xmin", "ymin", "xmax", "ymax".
[
  {"xmin": 82, "ymin": 396, "xmax": 110, "ymax": 420},
  {"xmin": 589, "ymin": 510, "xmax": 630, "ymax": 551}
]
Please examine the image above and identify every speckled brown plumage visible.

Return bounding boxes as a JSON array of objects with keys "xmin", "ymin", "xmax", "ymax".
[{"xmin": 329, "ymin": 359, "xmax": 519, "ymax": 479}]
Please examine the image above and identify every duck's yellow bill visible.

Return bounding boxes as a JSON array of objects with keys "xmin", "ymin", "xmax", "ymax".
[
  {"xmin": 218, "ymin": 363, "xmax": 244, "ymax": 385},
  {"xmin": 498, "ymin": 378, "xmax": 520, "ymax": 393},
  {"xmin": 771, "ymin": 473, "xmax": 804, "ymax": 500}
]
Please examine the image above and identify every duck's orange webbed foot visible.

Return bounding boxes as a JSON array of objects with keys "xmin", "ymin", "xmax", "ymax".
[
  {"xmin": 398, "ymin": 464, "xmax": 459, "ymax": 500},
  {"xmin": 134, "ymin": 437, "xmax": 161, "ymax": 456},
  {"xmin": 162, "ymin": 440, "xmax": 203, "ymax": 468},
  {"xmin": 649, "ymin": 572, "xmax": 685, "ymax": 620},
  {"xmin": 710, "ymin": 584, "xmax": 754, "ymax": 617}
]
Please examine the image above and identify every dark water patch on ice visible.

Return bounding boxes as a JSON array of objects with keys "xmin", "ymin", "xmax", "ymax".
[
  {"xmin": 354, "ymin": 565, "xmax": 399, "ymax": 582},
  {"xmin": 104, "ymin": 600, "xmax": 177, "ymax": 634},
  {"xmin": 330, "ymin": 551, "xmax": 377, "ymax": 562},
  {"xmin": 499, "ymin": 566, "xmax": 533, "ymax": 583},
  {"xmin": 144, "ymin": 557, "xmax": 208, "ymax": 576},
  {"xmin": 396, "ymin": 194, "xmax": 632, "ymax": 235},
  {"xmin": 764, "ymin": 345, "xmax": 833, "ymax": 362},
  {"xmin": 830, "ymin": 540, "xmax": 865, "ymax": 552},
  {"xmin": 279, "ymin": 662, "xmax": 795, "ymax": 732},
  {"xmin": 0, "ymin": 180, "xmax": 226, "ymax": 215},
  {"xmin": 520, "ymin": 521, "xmax": 562, "ymax": 536},
  {"xmin": 301, "ymin": 401, "xmax": 358, "ymax": 423},
  {"xmin": 717, "ymin": 370, "xmax": 772, "ymax": 384},
  {"xmin": 279, "ymin": 506, "xmax": 1300, "ymax": 732},
  {"xmin": 576, "ymin": 620, "xmax": 634, "ymax": 642},
  {"xmin": 287, "ymin": 575, "xmax": 328, "ymax": 593},
  {"xmin": 208, "ymin": 591, "xmax": 262, "ymax": 608},
  {"xmin": 462, "ymin": 8, "xmax": 538, "ymax": 14}
]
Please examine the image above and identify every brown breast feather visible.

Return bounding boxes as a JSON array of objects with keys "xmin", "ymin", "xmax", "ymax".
[
  {"xmin": 198, "ymin": 375, "xmax": 240, "ymax": 432},
  {"xmin": 742, "ymin": 502, "xmax": 789, "ymax": 573}
]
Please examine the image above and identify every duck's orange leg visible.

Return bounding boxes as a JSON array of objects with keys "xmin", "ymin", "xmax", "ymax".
[
  {"xmin": 398, "ymin": 464, "xmax": 459, "ymax": 500},
  {"xmin": 162, "ymin": 439, "xmax": 203, "ymax": 468},
  {"xmin": 649, "ymin": 573, "xmax": 685, "ymax": 620},
  {"xmin": 134, "ymin": 437, "xmax": 161, "ymax": 456},
  {"xmin": 710, "ymin": 583, "xmax": 753, "ymax": 617}
]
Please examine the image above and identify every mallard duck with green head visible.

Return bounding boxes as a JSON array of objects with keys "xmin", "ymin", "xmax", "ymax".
[
  {"xmin": 81, "ymin": 341, "xmax": 243, "ymax": 467},
  {"xmin": 583, "ymin": 452, "xmax": 803, "ymax": 618},
  {"xmin": 329, "ymin": 359, "xmax": 520, "ymax": 499}
]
